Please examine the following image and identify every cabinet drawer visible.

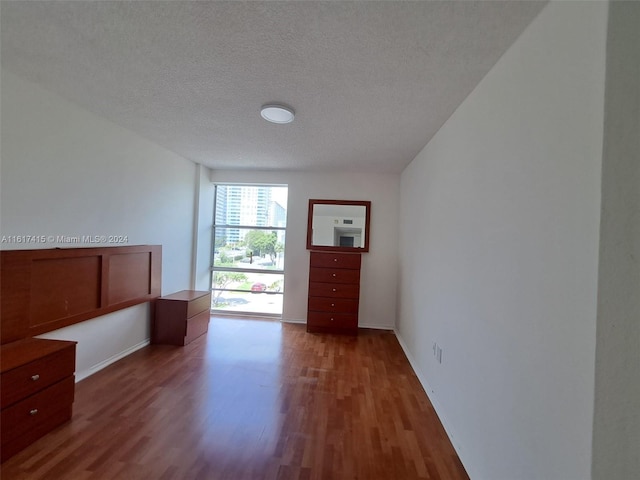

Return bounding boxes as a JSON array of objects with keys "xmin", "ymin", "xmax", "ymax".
[
  {"xmin": 1, "ymin": 375, "xmax": 75, "ymax": 446},
  {"xmin": 308, "ymin": 297, "xmax": 359, "ymax": 314},
  {"xmin": 1, "ymin": 346, "xmax": 76, "ymax": 409},
  {"xmin": 309, "ymin": 267, "xmax": 360, "ymax": 284},
  {"xmin": 307, "ymin": 311, "xmax": 358, "ymax": 329},
  {"xmin": 308, "ymin": 282, "xmax": 359, "ymax": 299},
  {"xmin": 310, "ymin": 252, "xmax": 361, "ymax": 269}
]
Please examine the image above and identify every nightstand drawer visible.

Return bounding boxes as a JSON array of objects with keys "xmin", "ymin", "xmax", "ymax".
[
  {"xmin": 1, "ymin": 344, "xmax": 76, "ymax": 409},
  {"xmin": 184, "ymin": 309, "xmax": 210, "ymax": 345},
  {"xmin": 186, "ymin": 294, "xmax": 211, "ymax": 318},
  {"xmin": 156, "ymin": 290, "xmax": 211, "ymax": 320},
  {"xmin": 1, "ymin": 375, "xmax": 74, "ymax": 447}
]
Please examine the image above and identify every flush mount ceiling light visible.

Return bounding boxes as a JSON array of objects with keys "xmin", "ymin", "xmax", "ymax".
[{"xmin": 260, "ymin": 104, "xmax": 295, "ymax": 124}]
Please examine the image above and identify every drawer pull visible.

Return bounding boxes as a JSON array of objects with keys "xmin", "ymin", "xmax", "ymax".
[
  {"xmin": 29, "ymin": 409, "xmax": 39, "ymax": 416},
  {"xmin": 31, "ymin": 374, "xmax": 40, "ymax": 381},
  {"xmin": 331, "ymin": 303, "xmax": 335, "ymax": 307},
  {"xmin": 333, "ymin": 258, "xmax": 338, "ymax": 262},
  {"xmin": 330, "ymin": 318, "xmax": 334, "ymax": 321},
  {"xmin": 332, "ymin": 273, "xmax": 336, "ymax": 277}
]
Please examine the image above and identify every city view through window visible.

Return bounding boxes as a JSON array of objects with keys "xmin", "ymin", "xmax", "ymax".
[{"xmin": 212, "ymin": 184, "xmax": 287, "ymax": 315}]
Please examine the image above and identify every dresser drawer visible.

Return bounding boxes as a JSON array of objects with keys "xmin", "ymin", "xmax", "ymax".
[
  {"xmin": 309, "ymin": 267, "xmax": 360, "ymax": 284},
  {"xmin": 308, "ymin": 282, "xmax": 359, "ymax": 299},
  {"xmin": 1, "ymin": 344, "xmax": 76, "ymax": 409},
  {"xmin": 310, "ymin": 252, "xmax": 361, "ymax": 269},
  {"xmin": 1, "ymin": 375, "xmax": 74, "ymax": 447},
  {"xmin": 307, "ymin": 312, "xmax": 358, "ymax": 330},
  {"xmin": 308, "ymin": 297, "xmax": 359, "ymax": 314}
]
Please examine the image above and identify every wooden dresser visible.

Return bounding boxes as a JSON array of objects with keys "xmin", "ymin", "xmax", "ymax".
[
  {"xmin": 1, "ymin": 338, "xmax": 77, "ymax": 462},
  {"xmin": 307, "ymin": 251, "xmax": 361, "ymax": 334},
  {"xmin": 153, "ymin": 290, "xmax": 212, "ymax": 346}
]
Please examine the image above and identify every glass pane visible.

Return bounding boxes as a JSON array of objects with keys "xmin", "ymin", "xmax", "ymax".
[
  {"xmin": 214, "ymin": 227, "xmax": 285, "ymax": 271},
  {"xmin": 310, "ymin": 203, "xmax": 367, "ymax": 248},
  {"xmin": 211, "ymin": 291, "xmax": 283, "ymax": 315},
  {"xmin": 212, "ymin": 271, "xmax": 284, "ymax": 314},
  {"xmin": 215, "ymin": 185, "xmax": 287, "ymax": 227},
  {"xmin": 213, "ymin": 184, "xmax": 287, "ymax": 317}
]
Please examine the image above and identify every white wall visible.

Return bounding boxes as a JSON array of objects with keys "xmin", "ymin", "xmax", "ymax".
[
  {"xmin": 312, "ymin": 214, "xmax": 365, "ymax": 247},
  {"xmin": 592, "ymin": 1, "xmax": 640, "ymax": 477},
  {"xmin": 397, "ymin": 3, "xmax": 607, "ymax": 479},
  {"xmin": 1, "ymin": 71, "xmax": 199, "ymax": 380},
  {"xmin": 193, "ymin": 163, "xmax": 216, "ymax": 291},
  {"xmin": 210, "ymin": 170, "xmax": 399, "ymax": 329}
]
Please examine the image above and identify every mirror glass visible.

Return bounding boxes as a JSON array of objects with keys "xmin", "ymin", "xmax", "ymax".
[{"xmin": 307, "ymin": 200, "xmax": 371, "ymax": 252}]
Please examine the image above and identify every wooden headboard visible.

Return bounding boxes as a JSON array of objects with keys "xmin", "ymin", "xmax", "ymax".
[{"xmin": 1, "ymin": 245, "xmax": 161, "ymax": 344}]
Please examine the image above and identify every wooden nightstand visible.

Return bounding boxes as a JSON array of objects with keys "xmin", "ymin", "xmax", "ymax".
[
  {"xmin": 153, "ymin": 290, "xmax": 212, "ymax": 346},
  {"xmin": 1, "ymin": 338, "xmax": 77, "ymax": 462}
]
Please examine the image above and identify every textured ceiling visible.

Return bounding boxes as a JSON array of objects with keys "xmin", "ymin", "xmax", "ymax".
[{"xmin": 1, "ymin": 1, "xmax": 546, "ymax": 173}]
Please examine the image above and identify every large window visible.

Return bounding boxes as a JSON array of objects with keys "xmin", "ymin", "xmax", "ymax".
[{"xmin": 211, "ymin": 184, "xmax": 287, "ymax": 316}]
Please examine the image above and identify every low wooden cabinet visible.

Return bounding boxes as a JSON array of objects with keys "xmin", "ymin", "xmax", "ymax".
[
  {"xmin": 307, "ymin": 252, "xmax": 361, "ymax": 334},
  {"xmin": 1, "ymin": 338, "xmax": 77, "ymax": 462},
  {"xmin": 153, "ymin": 290, "xmax": 211, "ymax": 346}
]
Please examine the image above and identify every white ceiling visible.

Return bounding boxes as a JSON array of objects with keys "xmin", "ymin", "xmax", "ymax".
[{"xmin": 1, "ymin": 1, "xmax": 546, "ymax": 173}]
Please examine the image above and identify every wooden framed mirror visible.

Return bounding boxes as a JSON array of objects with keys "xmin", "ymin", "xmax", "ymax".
[{"xmin": 306, "ymin": 199, "xmax": 371, "ymax": 252}]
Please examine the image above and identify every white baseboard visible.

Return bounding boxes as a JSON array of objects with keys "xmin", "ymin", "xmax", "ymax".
[
  {"xmin": 281, "ymin": 318, "xmax": 395, "ymax": 330},
  {"xmin": 394, "ymin": 330, "xmax": 473, "ymax": 479},
  {"xmin": 76, "ymin": 339, "xmax": 150, "ymax": 382},
  {"xmin": 280, "ymin": 318, "xmax": 306, "ymax": 324},
  {"xmin": 358, "ymin": 323, "xmax": 395, "ymax": 330}
]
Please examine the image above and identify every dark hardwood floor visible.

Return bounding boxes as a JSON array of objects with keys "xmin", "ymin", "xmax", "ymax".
[{"xmin": 1, "ymin": 317, "xmax": 468, "ymax": 480}]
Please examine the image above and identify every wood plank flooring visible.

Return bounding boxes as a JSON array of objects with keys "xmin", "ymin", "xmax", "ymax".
[{"xmin": 1, "ymin": 317, "xmax": 468, "ymax": 480}]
